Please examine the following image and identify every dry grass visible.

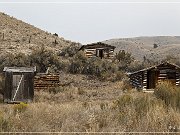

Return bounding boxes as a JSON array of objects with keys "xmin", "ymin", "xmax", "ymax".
[
  {"xmin": 0, "ymin": 95, "xmax": 179, "ymax": 132},
  {"xmin": 0, "ymin": 10, "xmax": 180, "ymax": 134},
  {"xmin": 0, "ymin": 80, "xmax": 179, "ymax": 133},
  {"xmin": 154, "ymin": 81, "xmax": 180, "ymax": 110}
]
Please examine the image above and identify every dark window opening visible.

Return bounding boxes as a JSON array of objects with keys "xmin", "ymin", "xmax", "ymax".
[
  {"xmin": 167, "ymin": 72, "xmax": 176, "ymax": 79},
  {"xmin": 96, "ymin": 49, "xmax": 104, "ymax": 59}
]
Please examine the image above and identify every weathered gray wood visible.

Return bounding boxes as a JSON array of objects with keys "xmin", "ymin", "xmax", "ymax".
[
  {"xmin": 12, "ymin": 75, "xmax": 24, "ymax": 101},
  {"xmin": 129, "ymin": 62, "xmax": 180, "ymax": 91},
  {"xmin": 3, "ymin": 67, "xmax": 36, "ymax": 103},
  {"xmin": 80, "ymin": 42, "xmax": 115, "ymax": 59},
  {"xmin": 4, "ymin": 71, "xmax": 13, "ymax": 102}
]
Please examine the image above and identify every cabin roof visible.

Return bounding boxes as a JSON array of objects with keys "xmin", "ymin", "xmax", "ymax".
[
  {"xmin": 79, "ymin": 42, "xmax": 116, "ymax": 50},
  {"xmin": 129, "ymin": 62, "xmax": 180, "ymax": 75},
  {"xmin": 3, "ymin": 67, "xmax": 36, "ymax": 73}
]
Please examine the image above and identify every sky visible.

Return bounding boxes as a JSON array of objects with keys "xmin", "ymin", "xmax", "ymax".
[{"xmin": 0, "ymin": 0, "xmax": 180, "ymax": 44}]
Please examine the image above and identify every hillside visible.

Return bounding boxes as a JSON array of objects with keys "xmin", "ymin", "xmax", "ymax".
[
  {"xmin": 0, "ymin": 12, "xmax": 180, "ymax": 133},
  {"xmin": 1, "ymin": 11, "xmax": 180, "ymax": 62},
  {"xmin": 0, "ymin": 12, "xmax": 80, "ymax": 56},
  {"xmin": 103, "ymin": 36, "xmax": 180, "ymax": 61}
]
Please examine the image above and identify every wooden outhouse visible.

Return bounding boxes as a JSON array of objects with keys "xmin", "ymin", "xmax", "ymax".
[
  {"xmin": 129, "ymin": 62, "xmax": 180, "ymax": 91},
  {"xmin": 3, "ymin": 67, "xmax": 36, "ymax": 103},
  {"xmin": 79, "ymin": 42, "xmax": 116, "ymax": 59}
]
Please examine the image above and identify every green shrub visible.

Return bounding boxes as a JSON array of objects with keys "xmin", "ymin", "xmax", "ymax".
[
  {"xmin": 0, "ymin": 46, "xmax": 67, "ymax": 73},
  {"xmin": 60, "ymin": 44, "xmax": 80, "ymax": 57},
  {"xmin": 153, "ymin": 43, "xmax": 158, "ymax": 48},
  {"xmin": 13, "ymin": 102, "xmax": 28, "ymax": 113},
  {"xmin": 68, "ymin": 51, "xmax": 87, "ymax": 74},
  {"xmin": 114, "ymin": 50, "xmax": 134, "ymax": 71},
  {"xmin": 0, "ymin": 53, "xmax": 30, "ymax": 71},
  {"xmin": 69, "ymin": 52, "xmax": 125, "ymax": 81},
  {"xmin": 127, "ymin": 61, "xmax": 145, "ymax": 72},
  {"xmin": 114, "ymin": 50, "xmax": 134, "ymax": 64},
  {"xmin": 29, "ymin": 45, "xmax": 67, "ymax": 72}
]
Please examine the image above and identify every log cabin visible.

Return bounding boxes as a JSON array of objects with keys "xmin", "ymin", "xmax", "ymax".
[
  {"xmin": 3, "ymin": 67, "xmax": 36, "ymax": 103},
  {"xmin": 79, "ymin": 42, "xmax": 116, "ymax": 59},
  {"xmin": 34, "ymin": 73, "xmax": 60, "ymax": 91},
  {"xmin": 129, "ymin": 62, "xmax": 180, "ymax": 91}
]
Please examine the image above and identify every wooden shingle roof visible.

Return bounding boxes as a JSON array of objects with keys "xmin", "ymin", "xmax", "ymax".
[
  {"xmin": 3, "ymin": 67, "xmax": 36, "ymax": 73},
  {"xmin": 129, "ymin": 61, "xmax": 180, "ymax": 75},
  {"xmin": 79, "ymin": 42, "xmax": 116, "ymax": 50}
]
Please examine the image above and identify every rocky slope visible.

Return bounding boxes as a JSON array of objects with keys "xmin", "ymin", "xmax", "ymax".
[
  {"xmin": 1, "ymin": 12, "xmax": 180, "ymax": 62},
  {"xmin": 0, "ymin": 12, "xmax": 80, "ymax": 56},
  {"xmin": 103, "ymin": 36, "xmax": 180, "ymax": 61}
]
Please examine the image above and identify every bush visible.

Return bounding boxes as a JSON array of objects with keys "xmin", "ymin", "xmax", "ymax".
[
  {"xmin": 114, "ymin": 50, "xmax": 134, "ymax": 71},
  {"xmin": 13, "ymin": 102, "xmax": 28, "ymax": 113},
  {"xmin": 29, "ymin": 45, "xmax": 66, "ymax": 73},
  {"xmin": 68, "ymin": 51, "xmax": 87, "ymax": 74},
  {"xmin": 68, "ymin": 52, "xmax": 124, "ymax": 81},
  {"xmin": 154, "ymin": 81, "xmax": 180, "ymax": 110},
  {"xmin": 59, "ymin": 44, "xmax": 80, "ymax": 57},
  {"xmin": 0, "ymin": 46, "xmax": 67, "ymax": 73},
  {"xmin": 127, "ymin": 61, "xmax": 145, "ymax": 72},
  {"xmin": 115, "ymin": 50, "xmax": 134, "ymax": 64},
  {"xmin": 153, "ymin": 43, "xmax": 158, "ymax": 48},
  {"xmin": 0, "ymin": 53, "xmax": 30, "ymax": 71}
]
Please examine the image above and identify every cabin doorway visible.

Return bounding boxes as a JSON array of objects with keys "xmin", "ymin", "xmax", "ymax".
[
  {"xmin": 147, "ymin": 70, "xmax": 159, "ymax": 89},
  {"xmin": 96, "ymin": 49, "xmax": 104, "ymax": 59}
]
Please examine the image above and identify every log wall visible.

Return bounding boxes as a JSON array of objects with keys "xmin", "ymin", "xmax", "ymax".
[
  {"xmin": 142, "ymin": 71, "xmax": 147, "ymax": 90},
  {"xmin": 84, "ymin": 48, "xmax": 114, "ymax": 58},
  {"xmin": 129, "ymin": 64, "xmax": 180, "ymax": 91},
  {"xmin": 34, "ymin": 74, "xmax": 60, "ymax": 90},
  {"xmin": 129, "ymin": 72, "xmax": 143, "ymax": 89}
]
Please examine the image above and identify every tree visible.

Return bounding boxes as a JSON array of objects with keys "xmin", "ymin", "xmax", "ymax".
[
  {"xmin": 59, "ymin": 44, "xmax": 80, "ymax": 57},
  {"xmin": 114, "ymin": 50, "xmax": 134, "ymax": 71},
  {"xmin": 29, "ymin": 45, "xmax": 62, "ymax": 72},
  {"xmin": 0, "ymin": 53, "xmax": 30, "ymax": 71},
  {"xmin": 153, "ymin": 43, "xmax": 158, "ymax": 48},
  {"xmin": 115, "ymin": 50, "xmax": 134, "ymax": 64}
]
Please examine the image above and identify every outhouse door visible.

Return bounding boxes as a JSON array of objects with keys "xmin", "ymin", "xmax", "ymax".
[{"xmin": 11, "ymin": 74, "xmax": 25, "ymax": 101}]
